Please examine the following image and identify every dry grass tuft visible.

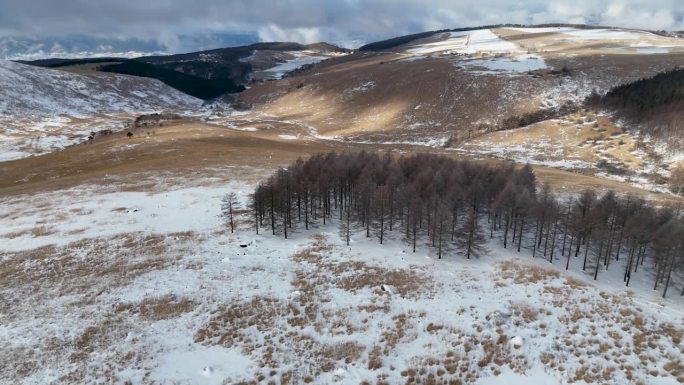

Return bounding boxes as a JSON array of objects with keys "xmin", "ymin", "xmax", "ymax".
[
  {"xmin": 195, "ymin": 295, "xmax": 364, "ymax": 379},
  {"xmin": 31, "ymin": 225, "xmax": 57, "ymax": 237},
  {"xmin": 0, "ymin": 233, "xmax": 179, "ymax": 304},
  {"xmin": 335, "ymin": 264, "xmax": 426, "ymax": 298},
  {"xmin": 509, "ymin": 301, "xmax": 539, "ymax": 323},
  {"xmin": 115, "ymin": 295, "xmax": 195, "ymax": 321},
  {"xmin": 564, "ymin": 276, "xmax": 588, "ymax": 289},
  {"xmin": 497, "ymin": 260, "xmax": 559, "ymax": 284},
  {"xmin": 660, "ymin": 323, "xmax": 683, "ymax": 345}
]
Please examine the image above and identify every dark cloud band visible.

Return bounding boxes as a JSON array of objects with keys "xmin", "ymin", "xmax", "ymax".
[{"xmin": 0, "ymin": 0, "xmax": 681, "ymax": 56}]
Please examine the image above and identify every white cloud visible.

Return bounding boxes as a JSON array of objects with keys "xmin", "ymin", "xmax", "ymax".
[
  {"xmin": 0, "ymin": 0, "xmax": 681, "ymax": 55},
  {"xmin": 602, "ymin": 1, "xmax": 678, "ymax": 30},
  {"xmin": 257, "ymin": 24, "xmax": 323, "ymax": 44}
]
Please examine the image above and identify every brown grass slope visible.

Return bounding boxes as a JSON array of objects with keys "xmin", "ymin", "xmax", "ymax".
[{"xmin": 236, "ymin": 29, "xmax": 684, "ymax": 145}]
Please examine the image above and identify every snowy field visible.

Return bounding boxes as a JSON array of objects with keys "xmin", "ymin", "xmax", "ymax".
[{"xmin": 1, "ymin": 173, "xmax": 682, "ymax": 385}]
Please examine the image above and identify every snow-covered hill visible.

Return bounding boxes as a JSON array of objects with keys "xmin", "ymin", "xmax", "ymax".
[
  {"xmin": 399, "ymin": 27, "xmax": 683, "ymax": 74},
  {"xmin": 232, "ymin": 26, "xmax": 683, "ymax": 191},
  {"xmin": 0, "ymin": 60, "xmax": 202, "ymax": 160},
  {"xmin": 0, "ymin": 60, "xmax": 201, "ymax": 117}
]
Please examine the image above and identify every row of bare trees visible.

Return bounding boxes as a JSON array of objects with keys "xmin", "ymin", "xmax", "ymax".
[{"xmin": 246, "ymin": 152, "xmax": 684, "ymax": 298}]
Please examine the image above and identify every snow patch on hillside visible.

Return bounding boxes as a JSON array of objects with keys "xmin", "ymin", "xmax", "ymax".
[
  {"xmin": 505, "ymin": 27, "xmax": 683, "ymax": 54},
  {"xmin": 406, "ymin": 29, "xmax": 548, "ymax": 74},
  {"xmin": 459, "ymin": 54, "xmax": 547, "ymax": 74},
  {"xmin": 506, "ymin": 27, "xmax": 643, "ymax": 41},
  {"xmin": 562, "ymin": 28, "xmax": 642, "ymax": 41},
  {"xmin": 449, "ymin": 29, "xmax": 520, "ymax": 54},
  {"xmin": 506, "ymin": 27, "xmax": 577, "ymax": 34},
  {"xmin": 261, "ymin": 51, "xmax": 332, "ymax": 79},
  {"xmin": 408, "ymin": 29, "xmax": 519, "ymax": 56}
]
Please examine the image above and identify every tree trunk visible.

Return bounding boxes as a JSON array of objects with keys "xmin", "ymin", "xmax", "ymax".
[
  {"xmin": 254, "ymin": 201, "xmax": 259, "ymax": 235},
  {"xmin": 229, "ymin": 203, "xmax": 234, "ymax": 233},
  {"xmin": 379, "ymin": 200, "xmax": 385, "ymax": 244},
  {"xmin": 389, "ymin": 189, "xmax": 394, "ymax": 232},
  {"xmin": 537, "ymin": 212, "xmax": 546, "ymax": 248},
  {"xmin": 283, "ymin": 213, "xmax": 288, "ymax": 239},
  {"xmin": 346, "ymin": 196, "xmax": 351, "ymax": 246},
  {"xmin": 550, "ymin": 222, "xmax": 558, "ymax": 263},
  {"xmin": 517, "ymin": 215, "xmax": 525, "ymax": 253},
  {"xmin": 503, "ymin": 213, "xmax": 510, "ymax": 248},
  {"xmin": 438, "ymin": 219, "xmax": 443, "ymax": 259},
  {"xmin": 634, "ymin": 245, "xmax": 644, "ymax": 273},
  {"xmin": 614, "ymin": 230, "xmax": 624, "ymax": 261},
  {"xmin": 412, "ymin": 216, "xmax": 417, "ymax": 253},
  {"xmin": 593, "ymin": 239, "xmax": 603, "ymax": 280},
  {"xmin": 270, "ymin": 188, "xmax": 276, "ymax": 235},
  {"xmin": 512, "ymin": 211, "xmax": 518, "ymax": 243},
  {"xmin": 624, "ymin": 243, "xmax": 635, "ymax": 283},
  {"xmin": 662, "ymin": 252, "xmax": 676, "ymax": 298},
  {"xmin": 543, "ymin": 221, "xmax": 551, "ymax": 257},
  {"xmin": 304, "ymin": 191, "xmax": 309, "ymax": 230},
  {"xmin": 582, "ymin": 234, "xmax": 591, "ymax": 271}
]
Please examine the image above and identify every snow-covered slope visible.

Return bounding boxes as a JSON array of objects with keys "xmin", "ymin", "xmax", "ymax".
[
  {"xmin": 408, "ymin": 29, "xmax": 521, "ymax": 56},
  {"xmin": 0, "ymin": 60, "xmax": 200, "ymax": 118},
  {"xmin": 502, "ymin": 27, "xmax": 684, "ymax": 55},
  {"xmin": 1, "ymin": 176, "xmax": 681, "ymax": 385},
  {"xmin": 0, "ymin": 60, "xmax": 202, "ymax": 160},
  {"xmin": 238, "ymin": 26, "xmax": 683, "ymax": 146},
  {"xmin": 260, "ymin": 51, "xmax": 335, "ymax": 79},
  {"xmin": 239, "ymin": 48, "xmax": 346, "ymax": 81}
]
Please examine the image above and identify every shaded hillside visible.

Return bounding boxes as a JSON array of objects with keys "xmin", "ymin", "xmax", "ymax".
[
  {"xmin": 139, "ymin": 42, "xmax": 347, "ymax": 83},
  {"xmin": 358, "ymin": 30, "xmax": 449, "ymax": 51},
  {"xmin": 99, "ymin": 61, "xmax": 244, "ymax": 99},
  {"xmin": 588, "ymin": 67, "xmax": 684, "ymax": 147},
  {"xmin": 19, "ymin": 41, "xmax": 346, "ymax": 99},
  {"xmin": 18, "ymin": 57, "xmax": 244, "ymax": 99},
  {"xmin": 17, "ymin": 57, "xmax": 125, "ymax": 67}
]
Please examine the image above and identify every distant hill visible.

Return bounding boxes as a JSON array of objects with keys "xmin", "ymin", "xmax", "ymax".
[
  {"xmin": 18, "ymin": 42, "xmax": 347, "ymax": 99},
  {"xmin": 138, "ymin": 42, "xmax": 347, "ymax": 83},
  {"xmin": 0, "ymin": 59, "xmax": 203, "ymax": 160},
  {"xmin": 99, "ymin": 61, "xmax": 245, "ymax": 99},
  {"xmin": 358, "ymin": 23, "xmax": 625, "ymax": 52},
  {"xmin": 0, "ymin": 60, "xmax": 200, "ymax": 118},
  {"xmin": 17, "ymin": 57, "xmax": 244, "ymax": 100}
]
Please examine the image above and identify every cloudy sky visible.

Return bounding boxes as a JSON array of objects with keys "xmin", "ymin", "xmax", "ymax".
[{"xmin": 1, "ymin": 0, "xmax": 682, "ymax": 57}]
